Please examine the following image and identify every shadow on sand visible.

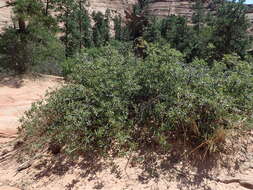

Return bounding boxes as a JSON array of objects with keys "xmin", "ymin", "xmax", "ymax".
[
  {"xmin": 0, "ymin": 74, "xmax": 24, "ymax": 88},
  {"xmin": 9, "ymin": 141, "xmax": 226, "ymax": 190}
]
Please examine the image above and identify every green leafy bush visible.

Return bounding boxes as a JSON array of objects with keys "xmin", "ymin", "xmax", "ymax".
[
  {"xmin": 20, "ymin": 44, "xmax": 253, "ymax": 155},
  {"xmin": 60, "ymin": 41, "xmax": 132, "ymax": 77}
]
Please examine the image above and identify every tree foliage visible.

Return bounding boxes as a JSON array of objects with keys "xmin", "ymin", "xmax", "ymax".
[
  {"xmin": 192, "ymin": 0, "xmax": 206, "ymax": 34},
  {"xmin": 0, "ymin": 0, "xmax": 64, "ymax": 74},
  {"xmin": 52, "ymin": 0, "xmax": 93, "ymax": 56},
  {"xmin": 113, "ymin": 15, "xmax": 123, "ymax": 41},
  {"xmin": 92, "ymin": 10, "xmax": 111, "ymax": 47},
  {"xmin": 211, "ymin": 0, "xmax": 251, "ymax": 59}
]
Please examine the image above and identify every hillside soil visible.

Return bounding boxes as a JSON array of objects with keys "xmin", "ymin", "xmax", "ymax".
[{"xmin": 0, "ymin": 74, "xmax": 253, "ymax": 190}]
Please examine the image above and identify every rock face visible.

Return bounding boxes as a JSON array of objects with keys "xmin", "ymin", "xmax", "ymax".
[
  {"xmin": 146, "ymin": 0, "xmax": 253, "ymax": 20},
  {"xmin": 246, "ymin": 5, "xmax": 253, "ymax": 33},
  {"xmin": 87, "ymin": 0, "xmax": 137, "ymax": 14},
  {"xmin": 0, "ymin": 0, "xmax": 12, "ymax": 32},
  {"xmin": 0, "ymin": 0, "xmax": 138, "ymax": 31},
  {"xmin": 1, "ymin": 0, "xmax": 253, "ymax": 32},
  {"xmin": 145, "ymin": 0, "xmax": 193, "ymax": 18}
]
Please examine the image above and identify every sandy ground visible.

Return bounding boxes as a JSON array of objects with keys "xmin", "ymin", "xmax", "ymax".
[
  {"xmin": 0, "ymin": 74, "xmax": 62, "ymax": 143},
  {"xmin": 0, "ymin": 134, "xmax": 252, "ymax": 190},
  {"xmin": 0, "ymin": 74, "xmax": 253, "ymax": 190}
]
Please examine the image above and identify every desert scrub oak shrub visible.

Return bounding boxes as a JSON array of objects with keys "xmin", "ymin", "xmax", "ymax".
[
  {"xmin": 19, "ymin": 44, "xmax": 253, "ymax": 155},
  {"xmin": 60, "ymin": 42, "xmax": 133, "ymax": 78}
]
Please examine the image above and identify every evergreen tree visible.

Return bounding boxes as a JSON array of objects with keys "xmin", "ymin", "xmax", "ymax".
[
  {"xmin": 211, "ymin": 0, "xmax": 251, "ymax": 59},
  {"xmin": 113, "ymin": 15, "xmax": 123, "ymax": 41},
  {"xmin": 188, "ymin": 0, "xmax": 214, "ymax": 62},
  {"xmin": 0, "ymin": 0, "xmax": 64, "ymax": 73},
  {"xmin": 125, "ymin": 0, "xmax": 149, "ymax": 40},
  {"xmin": 11, "ymin": 0, "xmax": 57, "ymax": 33},
  {"xmin": 143, "ymin": 17, "xmax": 162, "ymax": 42},
  {"xmin": 92, "ymin": 10, "xmax": 110, "ymax": 47},
  {"xmin": 52, "ymin": 0, "xmax": 78, "ymax": 56},
  {"xmin": 104, "ymin": 9, "xmax": 111, "ymax": 42},
  {"xmin": 81, "ymin": 9, "xmax": 93, "ymax": 48},
  {"xmin": 52, "ymin": 0, "xmax": 93, "ymax": 56},
  {"xmin": 161, "ymin": 15, "xmax": 192, "ymax": 54},
  {"xmin": 76, "ymin": 1, "xmax": 93, "ymax": 49},
  {"xmin": 121, "ymin": 25, "xmax": 131, "ymax": 41},
  {"xmin": 188, "ymin": 26, "xmax": 214, "ymax": 62},
  {"xmin": 192, "ymin": 0, "xmax": 206, "ymax": 34}
]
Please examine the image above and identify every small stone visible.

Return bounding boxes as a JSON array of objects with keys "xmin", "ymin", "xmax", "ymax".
[{"xmin": 17, "ymin": 161, "xmax": 31, "ymax": 172}]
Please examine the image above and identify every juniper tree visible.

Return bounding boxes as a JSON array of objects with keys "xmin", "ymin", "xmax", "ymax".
[
  {"xmin": 211, "ymin": 0, "xmax": 251, "ymax": 59},
  {"xmin": 161, "ymin": 15, "xmax": 192, "ymax": 54},
  {"xmin": 52, "ymin": 0, "xmax": 93, "ymax": 56},
  {"xmin": 113, "ymin": 15, "xmax": 123, "ymax": 41},
  {"xmin": 192, "ymin": 0, "xmax": 206, "ymax": 34},
  {"xmin": 0, "ymin": 0, "xmax": 64, "ymax": 73},
  {"xmin": 143, "ymin": 17, "xmax": 162, "ymax": 42},
  {"xmin": 92, "ymin": 10, "xmax": 110, "ymax": 47}
]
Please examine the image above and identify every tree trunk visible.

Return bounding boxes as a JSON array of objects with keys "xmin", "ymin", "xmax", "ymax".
[
  {"xmin": 79, "ymin": 0, "xmax": 83, "ymax": 51},
  {"xmin": 45, "ymin": 0, "xmax": 49, "ymax": 16},
  {"xmin": 18, "ymin": 17, "xmax": 26, "ymax": 33}
]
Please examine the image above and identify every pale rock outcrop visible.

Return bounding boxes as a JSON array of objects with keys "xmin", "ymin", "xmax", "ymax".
[
  {"xmin": 145, "ymin": 0, "xmax": 193, "ymax": 19},
  {"xmin": 0, "ymin": 0, "xmax": 12, "ymax": 32},
  {"xmin": 86, "ymin": 0, "xmax": 137, "ymax": 14}
]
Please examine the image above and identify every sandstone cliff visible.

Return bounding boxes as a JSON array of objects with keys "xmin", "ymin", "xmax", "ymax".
[
  {"xmin": 146, "ymin": 0, "xmax": 253, "ymax": 22},
  {"xmin": 1, "ymin": 0, "xmax": 253, "ymax": 32},
  {"xmin": 247, "ymin": 5, "xmax": 253, "ymax": 28},
  {"xmin": 145, "ymin": 0, "xmax": 193, "ymax": 18},
  {"xmin": 86, "ymin": 0, "xmax": 137, "ymax": 14},
  {"xmin": 0, "ymin": 0, "xmax": 12, "ymax": 32},
  {"xmin": 0, "ymin": 0, "xmax": 137, "ymax": 31}
]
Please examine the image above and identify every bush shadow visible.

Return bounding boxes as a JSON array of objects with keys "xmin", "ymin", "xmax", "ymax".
[
  {"xmin": 27, "ymin": 142, "xmax": 222, "ymax": 190},
  {"xmin": 33, "ymin": 153, "xmax": 103, "ymax": 179},
  {"xmin": 133, "ymin": 141, "xmax": 221, "ymax": 190},
  {"xmin": 0, "ymin": 74, "xmax": 24, "ymax": 88}
]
